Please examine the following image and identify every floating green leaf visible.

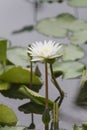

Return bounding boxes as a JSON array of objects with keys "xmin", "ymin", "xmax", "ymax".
[
  {"xmin": 1, "ymin": 83, "xmax": 42, "ymax": 99},
  {"xmin": 56, "ymin": 13, "xmax": 76, "ymax": 21},
  {"xmin": 0, "ymin": 126, "xmax": 25, "ymax": 130},
  {"xmin": 35, "ymin": 13, "xmax": 78, "ymax": 38},
  {"xmin": 0, "ymin": 104, "xmax": 17, "ymax": 126},
  {"xmin": 69, "ymin": 30, "xmax": 87, "ymax": 45},
  {"xmin": 7, "ymin": 47, "xmax": 30, "ymax": 67},
  {"xmin": 19, "ymin": 85, "xmax": 53, "ymax": 109},
  {"xmin": 67, "ymin": 0, "xmax": 87, "ymax": 7},
  {"xmin": 63, "ymin": 44, "xmax": 84, "ymax": 60},
  {"xmin": 35, "ymin": 18, "xmax": 67, "ymax": 38},
  {"xmin": 56, "ymin": 13, "xmax": 76, "ymax": 29},
  {"xmin": 68, "ymin": 20, "xmax": 87, "ymax": 32},
  {"xmin": 52, "ymin": 61, "xmax": 85, "ymax": 79},
  {"xmin": 0, "ymin": 66, "xmax": 42, "ymax": 85},
  {"xmin": 1, "ymin": 85, "xmax": 28, "ymax": 99}
]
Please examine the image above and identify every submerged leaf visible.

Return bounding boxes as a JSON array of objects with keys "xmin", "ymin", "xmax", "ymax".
[
  {"xmin": 19, "ymin": 101, "xmax": 45, "ymax": 114},
  {"xmin": 0, "ymin": 104, "xmax": 17, "ymax": 126}
]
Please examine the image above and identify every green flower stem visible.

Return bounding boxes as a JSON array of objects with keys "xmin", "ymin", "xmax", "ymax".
[
  {"xmin": 50, "ymin": 63, "xmax": 64, "ymax": 107},
  {"xmin": 30, "ymin": 60, "xmax": 33, "ymax": 89},
  {"xmin": 45, "ymin": 62, "xmax": 49, "ymax": 109},
  {"xmin": 45, "ymin": 124, "xmax": 49, "ymax": 130},
  {"xmin": 30, "ymin": 61, "xmax": 32, "ymax": 87},
  {"xmin": 53, "ymin": 102, "xmax": 59, "ymax": 130},
  {"xmin": 30, "ymin": 60, "xmax": 34, "ymax": 129}
]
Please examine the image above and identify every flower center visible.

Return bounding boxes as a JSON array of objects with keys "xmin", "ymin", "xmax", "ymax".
[{"xmin": 41, "ymin": 48, "xmax": 49, "ymax": 53}]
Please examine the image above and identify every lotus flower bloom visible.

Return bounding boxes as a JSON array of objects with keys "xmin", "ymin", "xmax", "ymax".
[{"xmin": 27, "ymin": 40, "xmax": 62, "ymax": 62}]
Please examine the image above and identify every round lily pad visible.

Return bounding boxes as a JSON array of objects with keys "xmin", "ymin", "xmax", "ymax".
[
  {"xmin": 62, "ymin": 44, "xmax": 84, "ymax": 60},
  {"xmin": 7, "ymin": 47, "xmax": 30, "ymax": 67},
  {"xmin": 67, "ymin": 0, "xmax": 87, "ymax": 7},
  {"xmin": 68, "ymin": 20, "xmax": 87, "ymax": 32},
  {"xmin": 0, "ymin": 66, "xmax": 42, "ymax": 85},
  {"xmin": 69, "ymin": 30, "xmax": 87, "ymax": 45},
  {"xmin": 56, "ymin": 13, "xmax": 76, "ymax": 21},
  {"xmin": 0, "ymin": 104, "xmax": 17, "ymax": 126},
  {"xmin": 35, "ymin": 13, "xmax": 77, "ymax": 38},
  {"xmin": 35, "ymin": 18, "xmax": 67, "ymax": 38},
  {"xmin": 52, "ymin": 61, "xmax": 85, "ymax": 79},
  {"xmin": 0, "ymin": 126, "xmax": 25, "ymax": 130}
]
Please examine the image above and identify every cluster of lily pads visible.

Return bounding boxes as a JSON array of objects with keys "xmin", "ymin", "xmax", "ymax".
[
  {"xmin": 36, "ymin": 0, "xmax": 87, "ymax": 8},
  {"xmin": 0, "ymin": 0, "xmax": 87, "ymax": 130},
  {"xmin": 0, "ymin": 35, "xmax": 85, "ymax": 130}
]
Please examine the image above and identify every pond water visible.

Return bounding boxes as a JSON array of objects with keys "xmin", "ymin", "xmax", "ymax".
[{"xmin": 0, "ymin": 0, "xmax": 87, "ymax": 130}]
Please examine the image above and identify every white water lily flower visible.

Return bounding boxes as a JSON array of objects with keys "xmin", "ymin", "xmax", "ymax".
[{"xmin": 27, "ymin": 40, "xmax": 62, "ymax": 62}]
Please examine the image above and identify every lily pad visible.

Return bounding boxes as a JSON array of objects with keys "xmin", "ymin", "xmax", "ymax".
[
  {"xmin": 56, "ymin": 13, "xmax": 76, "ymax": 29},
  {"xmin": 1, "ymin": 85, "xmax": 28, "ymax": 99},
  {"xmin": 67, "ymin": 0, "xmax": 87, "ymax": 7},
  {"xmin": 68, "ymin": 20, "xmax": 87, "ymax": 32},
  {"xmin": 0, "ymin": 126, "xmax": 25, "ymax": 130},
  {"xmin": 19, "ymin": 85, "xmax": 53, "ymax": 109},
  {"xmin": 1, "ymin": 83, "xmax": 42, "ymax": 99},
  {"xmin": 0, "ymin": 66, "xmax": 42, "ymax": 85},
  {"xmin": 62, "ymin": 44, "xmax": 84, "ymax": 60},
  {"xmin": 0, "ymin": 104, "xmax": 17, "ymax": 126},
  {"xmin": 35, "ymin": 18, "xmax": 67, "ymax": 38},
  {"xmin": 35, "ymin": 13, "xmax": 78, "ymax": 38},
  {"xmin": 52, "ymin": 61, "xmax": 85, "ymax": 79},
  {"xmin": 7, "ymin": 47, "xmax": 30, "ymax": 67},
  {"xmin": 69, "ymin": 30, "xmax": 87, "ymax": 45}
]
